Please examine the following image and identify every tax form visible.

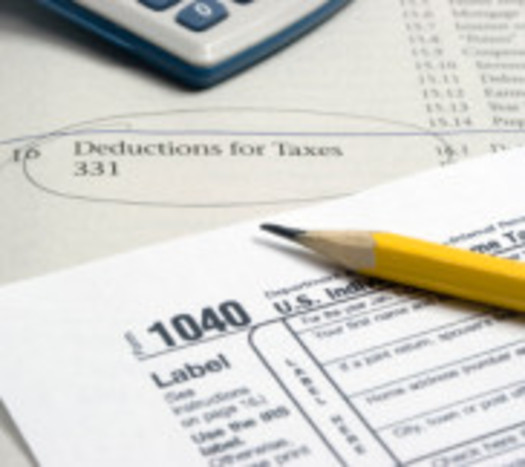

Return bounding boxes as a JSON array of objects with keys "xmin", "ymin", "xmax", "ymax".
[{"xmin": 0, "ymin": 149, "xmax": 524, "ymax": 466}]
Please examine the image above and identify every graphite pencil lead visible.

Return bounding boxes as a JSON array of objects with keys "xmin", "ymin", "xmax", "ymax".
[{"xmin": 260, "ymin": 224, "xmax": 306, "ymax": 241}]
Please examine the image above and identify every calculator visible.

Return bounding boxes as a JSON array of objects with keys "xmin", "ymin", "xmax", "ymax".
[{"xmin": 39, "ymin": 0, "xmax": 351, "ymax": 88}]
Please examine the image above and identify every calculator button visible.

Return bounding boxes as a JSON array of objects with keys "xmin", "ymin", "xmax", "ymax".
[
  {"xmin": 176, "ymin": 0, "xmax": 228, "ymax": 32},
  {"xmin": 138, "ymin": 0, "xmax": 181, "ymax": 11}
]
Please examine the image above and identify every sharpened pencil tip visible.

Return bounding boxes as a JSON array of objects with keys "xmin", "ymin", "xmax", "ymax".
[{"xmin": 260, "ymin": 224, "xmax": 306, "ymax": 240}]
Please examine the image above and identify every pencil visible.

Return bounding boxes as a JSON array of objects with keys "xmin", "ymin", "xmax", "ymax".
[{"xmin": 260, "ymin": 224, "xmax": 525, "ymax": 313}]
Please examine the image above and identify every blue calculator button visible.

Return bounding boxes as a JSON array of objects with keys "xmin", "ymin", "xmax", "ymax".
[
  {"xmin": 176, "ymin": 1, "xmax": 228, "ymax": 32},
  {"xmin": 139, "ymin": 0, "xmax": 181, "ymax": 11}
]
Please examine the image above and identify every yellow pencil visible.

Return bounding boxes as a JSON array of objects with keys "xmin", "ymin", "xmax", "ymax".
[{"xmin": 261, "ymin": 224, "xmax": 525, "ymax": 313}]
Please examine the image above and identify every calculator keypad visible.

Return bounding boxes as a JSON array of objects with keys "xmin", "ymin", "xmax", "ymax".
[{"xmin": 75, "ymin": 0, "xmax": 329, "ymax": 66}]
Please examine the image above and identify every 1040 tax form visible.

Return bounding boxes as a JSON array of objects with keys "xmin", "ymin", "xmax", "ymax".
[{"xmin": 0, "ymin": 149, "xmax": 524, "ymax": 466}]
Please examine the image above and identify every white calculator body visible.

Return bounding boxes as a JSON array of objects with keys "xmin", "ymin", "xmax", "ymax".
[{"xmin": 39, "ymin": 0, "xmax": 351, "ymax": 87}]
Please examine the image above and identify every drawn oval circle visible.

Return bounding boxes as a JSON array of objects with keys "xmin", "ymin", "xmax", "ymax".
[{"xmin": 24, "ymin": 108, "xmax": 447, "ymax": 207}]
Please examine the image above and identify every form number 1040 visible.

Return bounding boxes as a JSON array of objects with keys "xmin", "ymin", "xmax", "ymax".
[{"xmin": 147, "ymin": 301, "xmax": 252, "ymax": 348}]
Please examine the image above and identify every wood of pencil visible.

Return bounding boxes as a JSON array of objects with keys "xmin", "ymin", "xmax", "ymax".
[{"xmin": 261, "ymin": 224, "xmax": 525, "ymax": 313}]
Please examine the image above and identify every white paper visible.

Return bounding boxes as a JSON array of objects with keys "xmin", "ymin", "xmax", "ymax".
[{"xmin": 0, "ymin": 149, "xmax": 524, "ymax": 466}]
